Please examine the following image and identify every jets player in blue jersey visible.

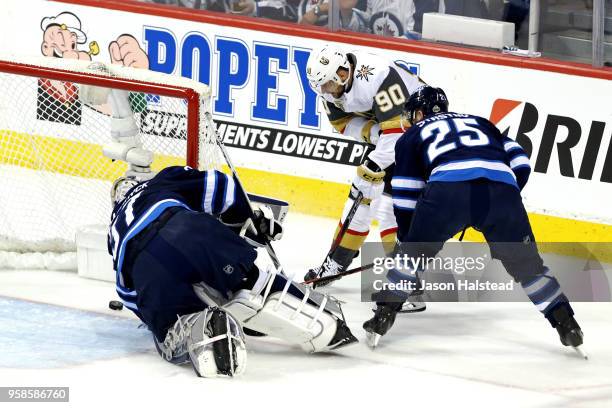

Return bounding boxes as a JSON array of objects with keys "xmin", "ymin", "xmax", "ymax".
[
  {"xmin": 363, "ymin": 87, "xmax": 584, "ymax": 356},
  {"xmin": 108, "ymin": 165, "xmax": 357, "ymax": 377}
]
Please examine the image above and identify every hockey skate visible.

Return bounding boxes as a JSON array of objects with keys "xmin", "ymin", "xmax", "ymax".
[
  {"xmin": 373, "ymin": 298, "xmax": 426, "ymax": 314},
  {"xmin": 154, "ymin": 307, "xmax": 247, "ymax": 377},
  {"xmin": 548, "ymin": 304, "xmax": 587, "ymax": 359},
  {"xmin": 363, "ymin": 302, "xmax": 402, "ymax": 348},
  {"xmin": 304, "ymin": 255, "xmax": 345, "ymax": 287},
  {"xmin": 374, "ymin": 276, "xmax": 426, "ymax": 314},
  {"xmin": 327, "ymin": 319, "xmax": 359, "ymax": 351}
]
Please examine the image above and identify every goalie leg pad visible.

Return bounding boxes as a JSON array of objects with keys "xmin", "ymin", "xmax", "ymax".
[
  {"xmin": 229, "ymin": 290, "xmax": 338, "ymax": 353},
  {"xmin": 224, "ymin": 266, "xmax": 356, "ymax": 352}
]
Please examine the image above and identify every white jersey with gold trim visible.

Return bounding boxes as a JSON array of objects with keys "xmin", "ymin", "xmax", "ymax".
[
  {"xmin": 367, "ymin": 0, "xmax": 416, "ymax": 37},
  {"xmin": 320, "ymin": 50, "xmax": 424, "ymax": 169}
]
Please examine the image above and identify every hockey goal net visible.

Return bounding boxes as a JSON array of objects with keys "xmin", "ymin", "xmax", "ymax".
[{"xmin": 0, "ymin": 55, "xmax": 221, "ymax": 266}]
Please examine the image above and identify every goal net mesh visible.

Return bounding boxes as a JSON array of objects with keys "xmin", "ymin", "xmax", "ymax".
[{"xmin": 0, "ymin": 56, "xmax": 221, "ymax": 260}]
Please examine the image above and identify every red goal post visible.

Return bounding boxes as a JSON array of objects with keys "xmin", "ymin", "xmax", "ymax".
[{"xmin": 0, "ymin": 55, "xmax": 220, "ymax": 260}]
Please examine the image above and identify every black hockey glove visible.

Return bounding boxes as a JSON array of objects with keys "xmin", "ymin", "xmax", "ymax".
[
  {"xmin": 242, "ymin": 205, "xmax": 283, "ymax": 247},
  {"xmin": 254, "ymin": 205, "xmax": 283, "ymax": 241}
]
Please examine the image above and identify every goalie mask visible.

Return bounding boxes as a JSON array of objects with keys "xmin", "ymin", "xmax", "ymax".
[
  {"xmin": 110, "ymin": 176, "xmax": 140, "ymax": 205},
  {"xmin": 306, "ymin": 45, "xmax": 351, "ymax": 95}
]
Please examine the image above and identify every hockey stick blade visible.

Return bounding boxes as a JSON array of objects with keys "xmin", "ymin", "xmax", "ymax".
[{"xmin": 304, "ymin": 262, "xmax": 374, "ymax": 286}]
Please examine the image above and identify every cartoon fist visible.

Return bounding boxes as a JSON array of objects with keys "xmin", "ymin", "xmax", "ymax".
[{"xmin": 109, "ymin": 34, "xmax": 149, "ymax": 69}]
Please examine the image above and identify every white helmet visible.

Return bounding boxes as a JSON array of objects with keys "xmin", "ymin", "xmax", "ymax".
[{"xmin": 306, "ymin": 45, "xmax": 351, "ymax": 92}]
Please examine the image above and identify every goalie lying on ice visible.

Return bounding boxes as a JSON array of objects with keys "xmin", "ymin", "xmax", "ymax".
[{"xmin": 108, "ymin": 166, "xmax": 357, "ymax": 378}]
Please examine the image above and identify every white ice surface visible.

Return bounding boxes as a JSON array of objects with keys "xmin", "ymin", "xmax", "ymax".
[{"xmin": 0, "ymin": 212, "xmax": 611, "ymax": 408}]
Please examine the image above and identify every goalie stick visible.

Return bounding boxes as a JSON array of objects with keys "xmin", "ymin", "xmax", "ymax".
[
  {"xmin": 204, "ymin": 112, "xmax": 283, "ymax": 269},
  {"xmin": 204, "ymin": 113, "xmax": 354, "ymax": 323}
]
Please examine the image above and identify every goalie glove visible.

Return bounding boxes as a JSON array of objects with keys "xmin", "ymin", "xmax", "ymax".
[
  {"xmin": 241, "ymin": 205, "xmax": 284, "ymax": 247},
  {"xmin": 350, "ymin": 159, "xmax": 385, "ymax": 204},
  {"xmin": 255, "ymin": 205, "xmax": 283, "ymax": 241}
]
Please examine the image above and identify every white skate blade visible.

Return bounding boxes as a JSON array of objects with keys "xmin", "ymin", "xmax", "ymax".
[
  {"xmin": 399, "ymin": 301, "xmax": 426, "ymax": 314},
  {"xmin": 366, "ymin": 332, "xmax": 381, "ymax": 349},
  {"xmin": 372, "ymin": 301, "xmax": 426, "ymax": 314},
  {"xmin": 573, "ymin": 346, "xmax": 588, "ymax": 360}
]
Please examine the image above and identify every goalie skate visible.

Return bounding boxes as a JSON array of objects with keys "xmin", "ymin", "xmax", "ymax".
[{"xmin": 154, "ymin": 307, "xmax": 247, "ymax": 378}]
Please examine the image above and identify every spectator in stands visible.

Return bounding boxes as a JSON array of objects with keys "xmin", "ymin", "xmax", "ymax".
[
  {"xmin": 359, "ymin": 0, "xmax": 419, "ymax": 38},
  {"xmin": 147, "ymin": 0, "xmax": 257, "ymax": 16},
  {"xmin": 502, "ymin": 0, "xmax": 530, "ymax": 41},
  {"xmin": 413, "ymin": 0, "xmax": 441, "ymax": 33},
  {"xmin": 256, "ymin": 0, "xmax": 299, "ymax": 21},
  {"xmin": 298, "ymin": 0, "xmax": 369, "ymax": 32},
  {"xmin": 444, "ymin": 0, "xmax": 489, "ymax": 18},
  {"xmin": 148, "ymin": 0, "xmax": 302, "ymax": 22}
]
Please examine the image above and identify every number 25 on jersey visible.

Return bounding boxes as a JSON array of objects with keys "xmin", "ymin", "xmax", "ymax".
[{"xmin": 421, "ymin": 118, "xmax": 490, "ymax": 162}]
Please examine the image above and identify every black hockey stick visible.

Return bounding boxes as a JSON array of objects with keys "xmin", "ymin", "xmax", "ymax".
[
  {"xmin": 306, "ymin": 227, "xmax": 471, "ymax": 286},
  {"xmin": 305, "ymin": 261, "xmax": 374, "ymax": 286},
  {"xmin": 311, "ymin": 191, "xmax": 364, "ymax": 288},
  {"xmin": 205, "ymin": 112, "xmax": 283, "ymax": 270},
  {"xmin": 458, "ymin": 228, "xmax": 467, "ymax": 241},
  {"xmin": 305, "ymin": 261, "xmax": 426, "ymax": 313}
]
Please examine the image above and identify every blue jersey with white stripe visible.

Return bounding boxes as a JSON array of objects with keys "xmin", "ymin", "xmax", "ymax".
[
  {"xmin": 392, "ymin": 112, "xmax": 531, "ymax": 234},
  {"xmin": 107, "ymin": 166, "xmax": 248, "ymax": 309}
]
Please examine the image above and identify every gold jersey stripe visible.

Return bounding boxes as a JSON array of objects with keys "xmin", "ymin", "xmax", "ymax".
[
  {"xmin": 329, "ymin": 116, "xmax": 351, "ymax": 133},
  {"xmin": 361, "ymin": 120, "xmax": 376, "ymax": 144},
  {"xmin": 332, "ymin": 224, "xmax": 369, "ymax": 251},
  {"xmin": 379, "ymin": 116, "xmax": 408, "ymax": 131}
]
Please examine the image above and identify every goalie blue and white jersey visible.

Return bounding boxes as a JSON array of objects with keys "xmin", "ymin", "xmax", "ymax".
[
  {"xmin": 108, "ymin": 166, "xmax": 248, "ymax": 308},
  {"xmin": 391, "ymin": 112, "xmax": 531, "ymax": 223}
]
